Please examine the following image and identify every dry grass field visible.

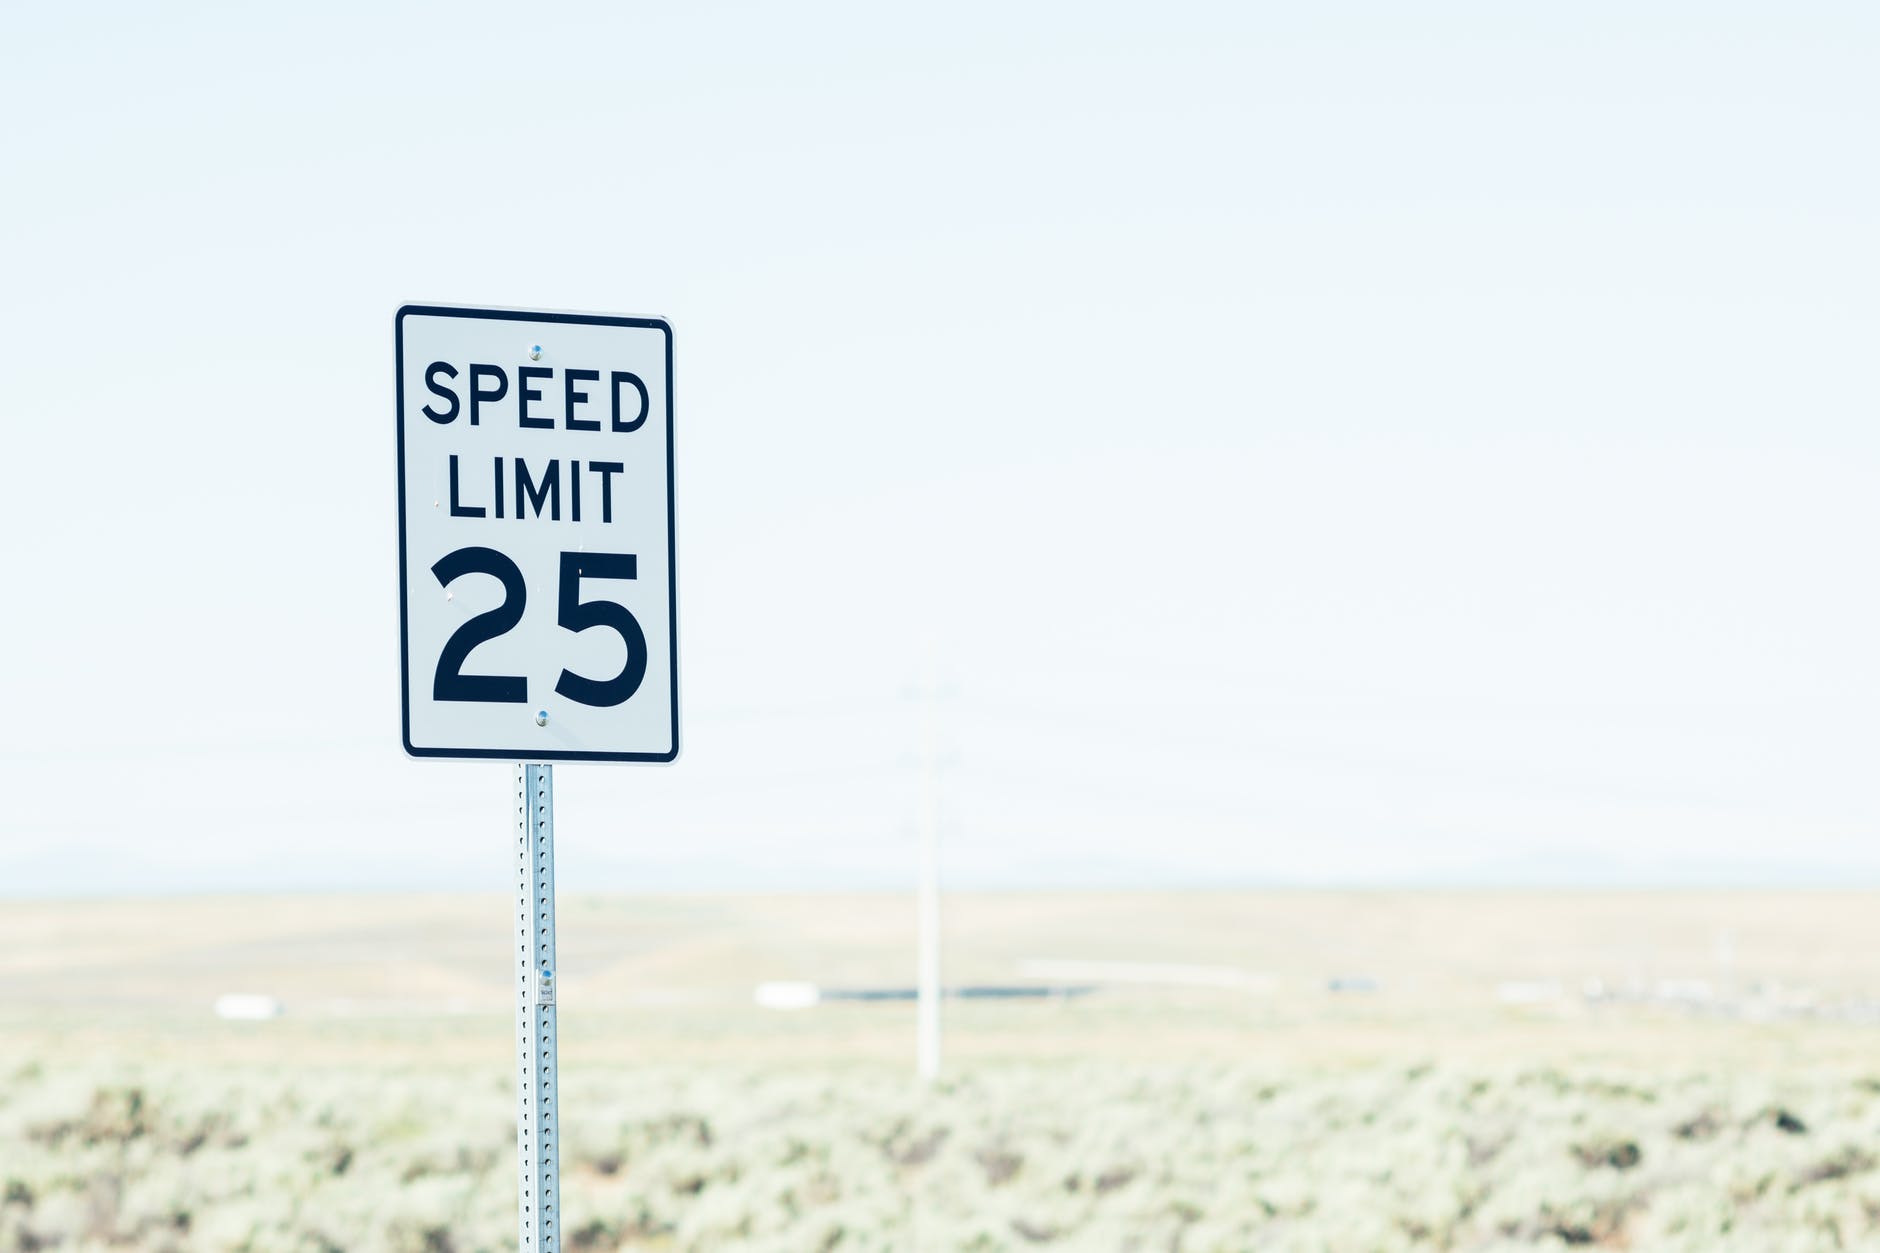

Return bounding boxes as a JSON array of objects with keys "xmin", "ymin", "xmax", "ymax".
[{"xmin": 6, "ymin": 891, "xmax": 1880, "ymax": 1251}]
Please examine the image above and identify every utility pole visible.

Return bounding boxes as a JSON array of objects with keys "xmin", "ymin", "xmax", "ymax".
[{"xmin": 915, "ymin": 656, "xmax": 942, "ymax": 1084}]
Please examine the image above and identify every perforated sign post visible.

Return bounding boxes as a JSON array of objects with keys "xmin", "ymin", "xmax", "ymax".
[{"xmin": 395, "ymin": 304, "xmax": 678, "ymax": 1253}]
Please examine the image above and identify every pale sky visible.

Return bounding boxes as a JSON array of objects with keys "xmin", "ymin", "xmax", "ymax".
[{"xmin": 2, "ymin": 2, "xmax": 1877, "ymax": 895}]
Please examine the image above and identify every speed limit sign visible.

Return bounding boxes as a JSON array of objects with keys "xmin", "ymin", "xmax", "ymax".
[{"xmin": 394, "ymin": 304, "xmax": 678, "ymax": 762}]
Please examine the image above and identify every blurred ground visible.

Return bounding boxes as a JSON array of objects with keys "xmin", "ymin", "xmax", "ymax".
[{"xmin": 5, "ymin": 892, "xmax": 1880, "ymax": 1250}]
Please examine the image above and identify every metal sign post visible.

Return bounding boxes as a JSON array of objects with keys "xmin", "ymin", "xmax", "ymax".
[{"xmin": 516, "ymin": 764, "xmax": 559, "ymax": 1251}]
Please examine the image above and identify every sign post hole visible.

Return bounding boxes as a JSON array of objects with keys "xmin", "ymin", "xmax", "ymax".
[{"xmin": 396, "ymin": 305, "xmax": 677, "ymax": 1252}]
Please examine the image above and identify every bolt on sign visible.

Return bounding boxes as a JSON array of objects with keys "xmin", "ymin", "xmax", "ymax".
[{"xmin": 395, "ymin": 304, "xmax": 678, "ymax": 762}]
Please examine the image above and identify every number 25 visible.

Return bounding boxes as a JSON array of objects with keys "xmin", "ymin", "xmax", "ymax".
[{"xmin": 430, "ymin": 548, "xmax": 648, "ymax": 708}]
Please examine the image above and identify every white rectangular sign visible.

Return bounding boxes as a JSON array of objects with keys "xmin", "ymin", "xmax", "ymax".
[{"xmin": 395, "ymin": 304, "xmax": 677, "ymax": 762}]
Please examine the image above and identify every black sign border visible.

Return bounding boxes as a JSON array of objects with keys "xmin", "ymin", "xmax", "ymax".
[{"xmin": 395, "ymin": 303, "xmax": 680, "ymax": 763}]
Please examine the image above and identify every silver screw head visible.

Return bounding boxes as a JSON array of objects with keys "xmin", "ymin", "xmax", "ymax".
[
  {"xmin": 529, "ymin": 344, "xmax": 543, "ymax": 361},
  {"xmin": 535, "ymin": 709, "xmax": 549, "ymax": 727}
]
